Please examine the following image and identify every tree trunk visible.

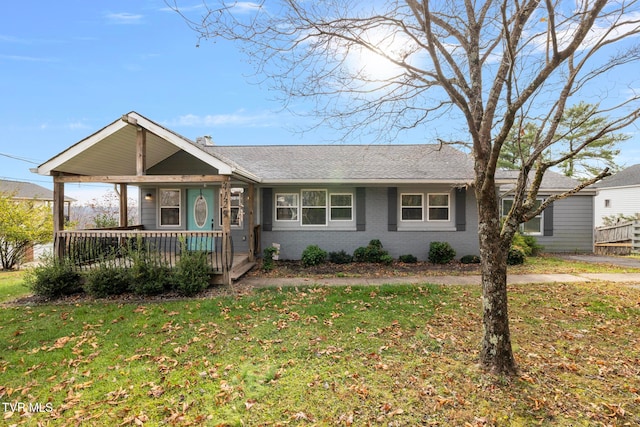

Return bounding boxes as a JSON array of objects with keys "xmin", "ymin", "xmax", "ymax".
[{"xmin": 476, "ymin": 187, "xmax": 518, "ymax": 375}]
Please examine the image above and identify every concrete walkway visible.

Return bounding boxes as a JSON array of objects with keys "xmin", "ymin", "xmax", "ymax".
[{"xmin": 239, "ymin": 272, "xmax": 640, "ymax": 288}]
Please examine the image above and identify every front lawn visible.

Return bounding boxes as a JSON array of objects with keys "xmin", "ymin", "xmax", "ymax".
[
  {"xmin": 1, "ymin": 281, "xmax": 638, "ymax": 426},
  {"xmin": 0, "ymin": 271, "xmax": 29, "ymax": 303}
]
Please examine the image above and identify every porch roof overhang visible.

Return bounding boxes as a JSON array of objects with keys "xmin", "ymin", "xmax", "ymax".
[{"xmin": 34, "ymin": 112, "xmax": 260, "ymax": 184}]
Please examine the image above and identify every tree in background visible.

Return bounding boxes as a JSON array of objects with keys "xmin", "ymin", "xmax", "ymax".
[
  {"xmin": 69, "ymin": 189, "xmax": 138, "ymax": 230},
  {"xmin": 500, "ymin": 102, "xmax": 628, "ymax": 178},
  {"xmin": 170, "ymin": 0, "xmax": 640, "ymax": 374},
  {"xmin": 553, "ymin": 102, "xmax": 628, "ymax": 178},
  {"xmin": 0, "ymin": 192, "xmax": 53, "ymax": 270}
]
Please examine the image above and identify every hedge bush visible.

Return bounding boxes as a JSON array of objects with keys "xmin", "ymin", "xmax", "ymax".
[
  {"xmin": 507, "ymin": 247, "xmax": 526, "ymax": 265},
  {"xmin": 84, "ymin": 265, "xmax": 130, "ymax": 298},
  {"xmin": 398, "ymin": 254, "xmax": 418, "ymax": 263},
  {"xmin": 25, "ymin": 256, "xmax": 82, "ymax": 299},
  {"xmin": 353, "ymin": 239, "xmax": 390, "ymax": 263},
  {"xmin": 460, "ymin": 254, "xmax": 481, "ymax": 264},
  {"xmin": 301, "ymin": 245, "xmax": 327, "ymax": 267},
  {"xmin": 329, "ymin": 250, "xmax": 353, "ymax": 264},
  {"xmin": 428, "ymin": 241, "xmax": 456, "ymax": 264},
  {"xmin": 173, "ymin": 250, "xmax": 210, "ymax": 296}
]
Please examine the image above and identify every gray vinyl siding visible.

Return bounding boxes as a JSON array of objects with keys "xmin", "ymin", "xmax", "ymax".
[
  {"xmin": 261, "ymin": 186, "xmax": 480, "ymax": 260},
  {"xmin": 138, "ymin": 185, "xmax": 251, "ymax": 253},
  {"xmin": 147, "ymin": 151, "xmax": 219, "ymax": 175},
  {"xmin": 140, "ymin": 187, "xmax": 157, "ymax": 229},
  {"xmin": 536, "ymin": 195, "xmax": 593, "ymax": 253}
]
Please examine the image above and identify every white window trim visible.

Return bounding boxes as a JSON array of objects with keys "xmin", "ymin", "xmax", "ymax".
[
  {"xmin": 501, "ymin": 198, "xmax": 544, "ymax": 235},
  {"xmin": 427, "ymin": 193, "xmax": 451, "ymax": 222},
  {"xmin": 330, "ymin": 193, "xmax": 353, "ymax": 222},
  {"xmin": 219, "ymin": 188, "xmax": 244, "ymax": 228},
  {"xmin": 159, "ymin": 188, "xmax": 182, "ymax": 228},
  {"xmin": 400, "ymin": 193, "xmax": 424, "ymax": 222},
  {"xmin": 275, "ymin": 193, "xmax": 300, "ymax": 222},
  {"xmin": 301, "ymin": 189, "xmax": 328, "ymax": 226}
]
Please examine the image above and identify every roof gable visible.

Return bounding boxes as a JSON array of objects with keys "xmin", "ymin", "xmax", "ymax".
[{"xmin": 36, "ymin": 112, "xmax": 254, "ymax": 180}]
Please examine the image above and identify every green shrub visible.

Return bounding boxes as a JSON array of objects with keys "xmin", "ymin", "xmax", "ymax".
[
  {"xmin": 507, "ymin": 247, "xmax": 526, "ymax": 265},
  {"xmin": 301, "ymin": 245, "xmax": 327, "ymax": 267},
  {"xmin": 522, "ymin": 235, "xmax": 543, "ymax": 256},
  {"xmin": 262, "ymin": 246, "xmax": 279, "ymax": 272},
  {"xmin": 329, "ymin": 250, "xmax": 353, "ymax": 264},
  {"xmin": 353, "ymin": 239, "xmax": 390, "ymax": 263},
  {"xmin": 25, "ymin": 256, "xmax": 82, "ymax": 299},
  {"xmin": 128, "ymin": 248, "xmax": 171, "ymax": 296},
  {"xmin": 511, "ymin": 232, "xmax": 543, "ymax": 257},
  {"xmin": 84, "ymin": 265, "xmax": 130, "ymax": 298},
  {"xmin": 460, "ymin": 254, "xmax": 481, "ymax": 264},
  {"xmin": 398, "ymin": 254, "xmax": 418, "ymax": 263},
  {"xmin": 173, "ymin": 250, "xmax": 210, "ymax": 296},
  {"xmin": 379, "ymin": 254, "xmax": 394, "ymax": 265},
  {"xmin": 428, "ymin": 241, "xmax": 456, "ymax": 264}
]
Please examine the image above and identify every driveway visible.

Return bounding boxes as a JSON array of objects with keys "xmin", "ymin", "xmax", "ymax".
[{"xmin": 556, "ymin": 253, "xmax": 640, "ymax": 269}]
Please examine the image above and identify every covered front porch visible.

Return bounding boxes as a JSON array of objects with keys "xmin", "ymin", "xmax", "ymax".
[
  {"xmin": 54, "ymin": 227, "xmax": 259, "ymax": 284},
  {"xmin": 35, "ymin": 112, "xmax": 261, "ymax": 285}
]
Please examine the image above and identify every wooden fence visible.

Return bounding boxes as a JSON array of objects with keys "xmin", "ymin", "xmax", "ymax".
[{"xmin": 594, "ymin": 220, "xmax": 640, "ymax": 255}]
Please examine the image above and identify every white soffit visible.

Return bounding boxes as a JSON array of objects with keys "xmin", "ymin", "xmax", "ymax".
[{"xmin": 36, "ymin": 112, "xmax": 236, "ymax": 177}]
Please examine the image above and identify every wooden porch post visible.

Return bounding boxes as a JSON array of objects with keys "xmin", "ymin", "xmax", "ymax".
[
  {"xmin": 221, "ymin": 177, "xmax": 232, "ymax": 285},
  {"xmin": 119, "ymin": 184, "xmax": 128, "ymax": 227},
  {"xmin": 248, "ymin": 183, "xmax": 255, "ymax": 262},
  {"xmin": 136, "ymin": 127, "xmax": 146, "ymax": 176},
  {"xmin": 53, "ymin": 177, "xmax": 65, "ymax": 259}
]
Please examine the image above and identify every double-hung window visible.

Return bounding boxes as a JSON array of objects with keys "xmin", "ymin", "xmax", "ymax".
[
  {"xmin": 401, "ymin": 193, "xmax": 423, "ymax": 221},
  {"xmin": 219, "ymin": 188, "xmax": 244, "ymax": 227},
  {"xmin": 502, "ymin": 198, "xmax": 543, "ymax": 235},
  {"xmin": 302, "ymin": 190, "xmax": 327, "ymax": 225},
  {"xmin": 159, "ymin": 189, "xmax": 181, "ymax": 226},
  {"xmin": 276, "ymin": 193, "xmax": 299, "ymax": 221},
  {"xmin": 427, "ymin": 194, "xmax": 450, "ymax": 221},
  {"xmin": 330, "ymin": 193, "xmax": 353, "ymax": 221}
]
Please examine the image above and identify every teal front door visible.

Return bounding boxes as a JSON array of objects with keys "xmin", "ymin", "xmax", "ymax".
[{"xmin": 187, "ymin": 188, "xmax": 215, "ymax": 251}]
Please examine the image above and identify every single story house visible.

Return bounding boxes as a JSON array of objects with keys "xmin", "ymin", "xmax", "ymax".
[
  {"xmin": 34, "ymin": 112, "xmax": 595, "ymax": 283},
  {"xmin": 593, "ymin": 164, "xmax": 640, "ymax": 226},
  {"xmin": 0, "ymin": 179, "xmax": 74, "ymax": 263}
]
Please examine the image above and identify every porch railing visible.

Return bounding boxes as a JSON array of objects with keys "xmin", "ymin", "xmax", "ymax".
[{"xmin": 55, "ymin": 229, "xmax": 233, "ymax": 273}]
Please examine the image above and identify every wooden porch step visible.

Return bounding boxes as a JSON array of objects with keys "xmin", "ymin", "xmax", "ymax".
[
  {"xmin": 230, "ymin": 260, "xmax": 256, "ymax": 281},
  {"xmin": 210, "ymin": 255, "xmax": 256, "ymax": 284}
]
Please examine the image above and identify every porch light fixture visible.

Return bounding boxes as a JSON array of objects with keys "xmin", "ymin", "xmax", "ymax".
[{"xmin": 145, "ymin": 193, "xmax": 153, "ymax": 201}]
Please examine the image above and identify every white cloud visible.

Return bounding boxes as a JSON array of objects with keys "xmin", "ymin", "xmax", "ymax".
[
  {"xmin": 66, "ymin": 121, "xmax": 91, "ymax": 130},
  {"xmin": 170, "ymin": 110, "xmax": 277, "ymax": 128},
  {"xmin": 232, "ymin": 2, "xmax": 263, "ymax": 14},
  {"xmin": 159, "ymin": 2, "xmax": 261, "ymax": 14},
  {"xmin": 105, "ymin": 12, "xmax": 144, "ymax": 25},
  {"xmin": 0, "ymin": 54, "xmax": 56, "ymax": 62}
]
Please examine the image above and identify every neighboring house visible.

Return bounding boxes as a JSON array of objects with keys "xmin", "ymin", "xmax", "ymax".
[
  {"xmin": 34, "ymin": 112, "xmax": 595, "ymax": 282},
  {"xmin": 0, "ymin": 179, "xmax": 74, "ymax": 262},
  {"xmin": 593, "ymin": 164, "xmax": 640, "ymax": 227}
]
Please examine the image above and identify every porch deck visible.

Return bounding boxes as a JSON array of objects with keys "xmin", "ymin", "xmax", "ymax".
[{"xmin": 54, "ymin": 229, "xmax": 255, "ymax": 283}]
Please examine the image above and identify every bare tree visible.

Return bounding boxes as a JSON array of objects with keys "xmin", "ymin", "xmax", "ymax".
[{"xmin": 169, "ymin": 0, "xmax": 640, "ymax": 374}]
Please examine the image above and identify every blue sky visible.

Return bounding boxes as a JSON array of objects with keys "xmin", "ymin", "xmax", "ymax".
[{"xmin": 1, "ymin": 1, "xmax": 639, "ymax": 203}]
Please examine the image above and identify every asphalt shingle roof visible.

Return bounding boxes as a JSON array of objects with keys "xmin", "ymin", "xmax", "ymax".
[
  {"xmin": 0, "ymin": 180, "xmax": 75, "ymax": 202},
  {"xmin": 496, "ymin": 169, "xmax": 583, "ymax": 190},
  {"xmin": 207, "ymin": 144, "xmax": 476, "ymax": 182},
  {"xmin": 592, "ymin": 164, "xmax": 640, "ymax": 188}
]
